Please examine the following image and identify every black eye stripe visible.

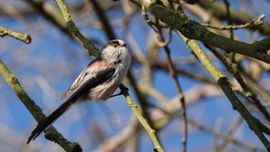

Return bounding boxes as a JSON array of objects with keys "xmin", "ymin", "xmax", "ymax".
[{"xmin": 111, "ymin": 40, "xmax": 120, "ymax": 46}]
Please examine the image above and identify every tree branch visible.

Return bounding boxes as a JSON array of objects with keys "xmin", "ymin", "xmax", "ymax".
[
  {"xmin": 119, "ymin": 85, "xmax": 164, "ymax": 152},
  {"xmin": 180, "ymin": 33, "xmax": 270, "ymax": 150},
  {"xmin": 0, "ymin": 27, "xmax": 31, "ymax": 44},
  {"xmin": 143, "ymin": 3, "xmax": 270, "ymax": 64},
  {"xmin": 55, "ymin": 0, "xmax": 99, "ymax": 56},
  {"xmin": 0, "ymin": 60, "xmax": 82, "ymax": 152},
  {"xmin": 198, "ymin": 0, "xmax": 270, "ymax": 35}
]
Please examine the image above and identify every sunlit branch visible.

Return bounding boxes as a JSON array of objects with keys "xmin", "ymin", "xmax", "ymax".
[{"xmin": 0, "ymin": 27, "xmax": 31, "ymax": 44}]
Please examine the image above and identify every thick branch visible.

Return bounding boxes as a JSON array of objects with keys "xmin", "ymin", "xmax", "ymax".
[
  {"xmin": 145, "ymin": 4, "xmax": 270, "ymax": 64},
  {"xmin": 180, "ymin": 34, "xmax": 270, "ymax": 150}
]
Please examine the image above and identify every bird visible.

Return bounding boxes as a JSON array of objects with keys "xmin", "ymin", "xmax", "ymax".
[{"xmin": 27, "ymin": 39, "xmax": 131, "ymax": 143}]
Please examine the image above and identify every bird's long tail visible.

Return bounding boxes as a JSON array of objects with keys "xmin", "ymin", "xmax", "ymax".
[
  {"xmin": 27, "ymin": 98, "xmax": 75, "ymax": 144},
  {"xmin": 27, "ymin": 67, "xmax": 116, "ymax": 143}
]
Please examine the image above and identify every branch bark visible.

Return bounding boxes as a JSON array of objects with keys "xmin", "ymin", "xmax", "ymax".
[{"xmin": 144, "ymin": 3, "xmax": 270, "ymax": 64}]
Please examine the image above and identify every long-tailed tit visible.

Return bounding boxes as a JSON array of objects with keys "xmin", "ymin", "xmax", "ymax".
[{"xmin": 27, "ymin": 39, "xmax": 131, "ymax": 143}]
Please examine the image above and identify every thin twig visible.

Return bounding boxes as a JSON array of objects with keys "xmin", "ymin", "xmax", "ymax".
[
  {"xmin": 241, "ymin": 70, "xmax": 270, "ymax": 103},
  {"xmin": 215, "ymin": 116, "xmax": 243, "ymax": 152},
  {"xmin": 156, "ymin": 29, "xmax": 188, "ymax": 152},
  {"xmin": 125, "ymin": 31, "xmax": 157, "ymax": 129},
  {"xmin": 119, "ymin": 85, "xmax": 164, "ymax": 152},
  {"xmin": 156, "ymin": 105, "xmax": 265, "ymax": 152},
  {"xmin": 197, "ymin": 1, "xmax": 270, "ymax": 35},
  {"xmin": 202, "ymin": 14, "xmax": 264, "ymax": 31},
  {"xmin": 94, "ymin": 117, "xmax": 140, "ymax": 152},
  {"xmin": 222, "ymin": 0, "xmax": 237, "ymax": 63},
  {"xmin": 0, "ymin": 27, "xmax": 31, "ymax": 44},
  {"xmin": 141, "ymin": 4, "xmax": 188, "ymax": 150},
  {"xmin": 145, "ymin": 3, "xmax": 270, "ymax": 63},
  {"xmin": 146, "ymin": 83, "xmax": 264, "ymax": 152},
  {"xmin": 89, "ymin": 0, "xmax": 116, "ymax": 40},
  {"xmin": 55, "ymin": 0, "xmax": 99, "ymax": 56},
  {"xmin": 24, "ymin": 0, "xmax": 75, "ymax": 39},
  {"xmin": 153, "ymin": 62, "xmax": 215, "ymax": 84},
  {"xmin": 222, "ymin": 0, "xmax": 234, "ymax": 39}
]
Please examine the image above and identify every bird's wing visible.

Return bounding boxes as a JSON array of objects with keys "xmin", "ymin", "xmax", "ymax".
[
  {"xmin": 61, "ymin": 59, "xmax": 111, "ymax": 99},
  {"xmin": 27, "ymin": 66, "xmax": 116, "ymax": 143}
]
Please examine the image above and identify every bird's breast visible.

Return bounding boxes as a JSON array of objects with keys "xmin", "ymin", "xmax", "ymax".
[{"xmin": 86, "ymin": 73, "xmax": 121, "ymax": 101}]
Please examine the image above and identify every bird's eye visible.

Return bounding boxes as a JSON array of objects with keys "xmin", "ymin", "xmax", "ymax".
[{"xmin": 114, "ymin": 59, "xmax": 121, "ymax": 64}]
